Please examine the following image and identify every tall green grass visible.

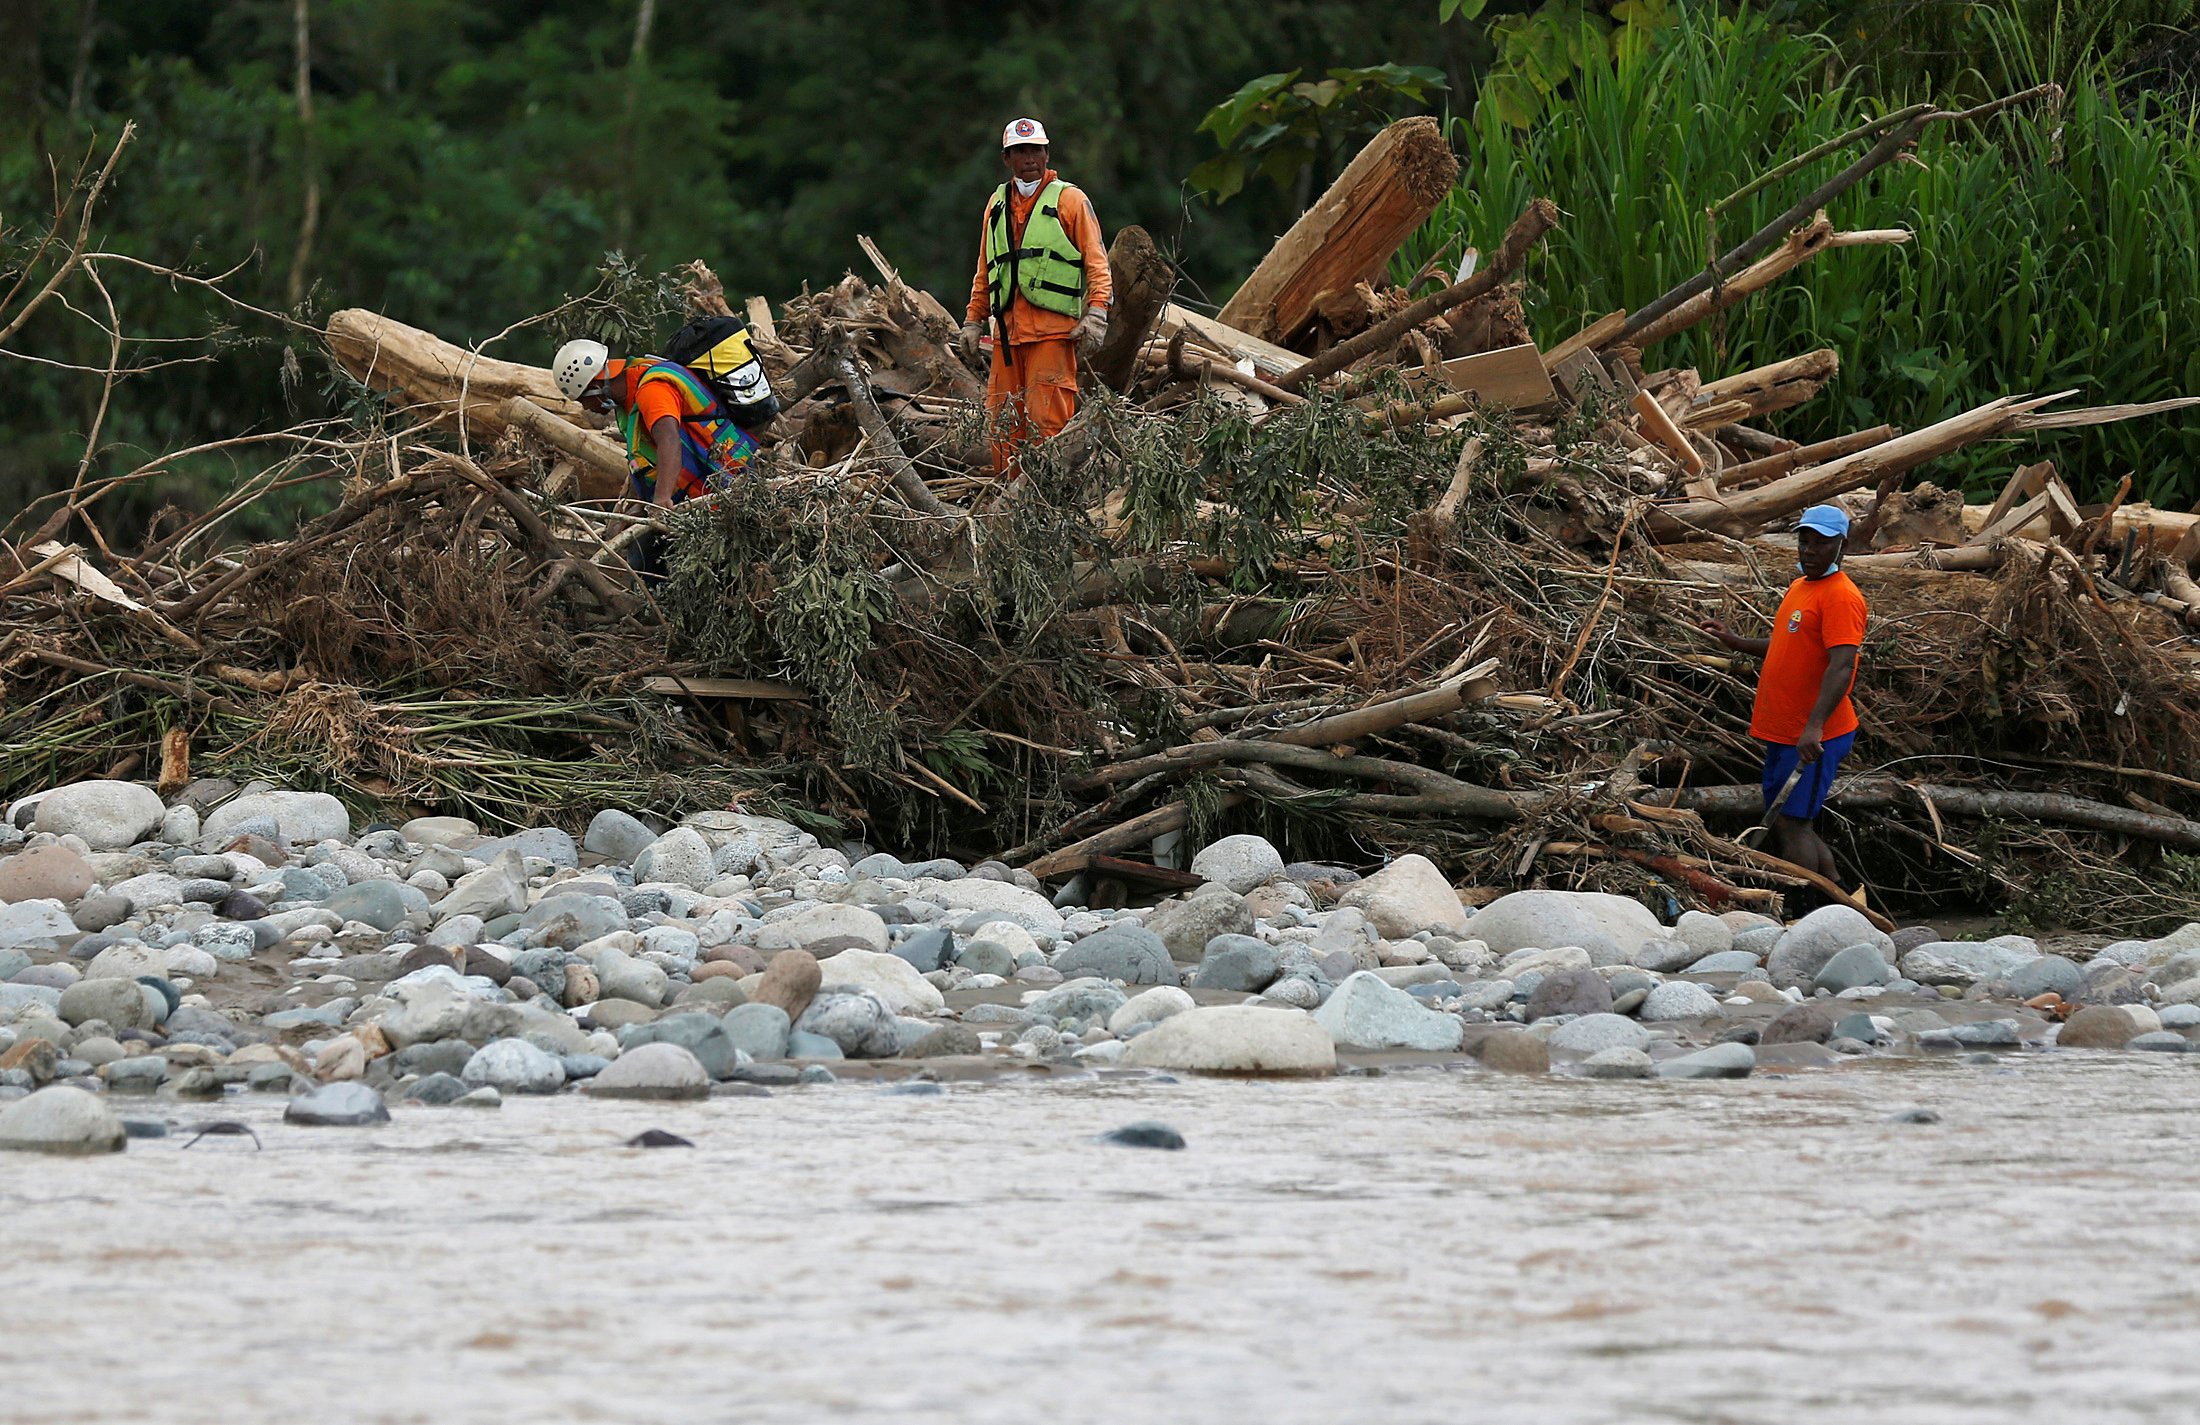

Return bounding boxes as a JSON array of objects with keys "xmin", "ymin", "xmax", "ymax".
[{"xmin": 1404, "ymin": 9, "xmax": 2200, "ymax": 507}]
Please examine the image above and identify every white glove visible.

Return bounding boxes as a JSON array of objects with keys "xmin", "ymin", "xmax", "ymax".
[
  {"xmin": 956, "ymin": 319, "xmax": 986, "ymax": 363},
  {"xmin": 1073, "ymin": 308, "xmax": 1109, "ymax": 356}
]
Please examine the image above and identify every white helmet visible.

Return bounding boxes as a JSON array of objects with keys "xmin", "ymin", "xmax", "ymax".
[{"xmin": 553, "ymin": 338, "xmax": 609, "ymax": 400}]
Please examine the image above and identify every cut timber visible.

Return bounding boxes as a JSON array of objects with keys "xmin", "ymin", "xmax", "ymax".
[
  {"xmin": 1626, "ymin": 213, "xmax": 1909, "ymax": 349},
  {"xmin": 1155, "ymin": 304, "xmax": 1303, "ymax": 379},
  {"xmin": 1435, "ymin": 343, "xmax": 1555, "ymax": 410},
  {"xmin": 1959, "ymin": 499, "xmax": 2200, "ymax": 545},
  {"xmin": 1717, "ymin": 425, "xmax": 1898, "ymax": 489},
  {"xmin": 326, "ymin": 309, "xmax": 588, "ymax": 439},
  {"xmin": 1980, "ymin": 460, "xmax": 2054, "ymax": 533},
  {"xmin": 1646, "ymin": 393, "xmax": 2069, "ymax": 538},
  {"xmin": 2013, "ymin": 395, "xmax": 2200, "ymax": 430},
  {"xmin": 1633, "ymin": 392, "xmax": 1706, "ymax": 476},
  {"xmin": 1684, "ymin": 348, "xmax": 1838, "ymax": 429},
  {"xmin": 1544, "ymin": 311, "xmax": 1626, "ymax": 370},
  {"xmin": 1549, "ymin": 347, "xmax": 1619, "ymax": 404},
  {"xmin": 498, "ymin": 396, "xmax": 628, "ymax": 498},
  {"xmin": 1218, "ymin": 116, "xmax": 1460, "ymax": 345},
  {"xmin": 1090, "ymin": 225, "xmax": 1174, "ymax": 391},
  {"xmin": 640, "ymin": 675, "xmax": 807, "ymax": 700}
]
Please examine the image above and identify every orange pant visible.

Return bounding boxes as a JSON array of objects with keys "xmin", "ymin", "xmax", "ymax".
[{"xmin": 986, "ymin": 337, "xmax": 1079, "ymax": 474}]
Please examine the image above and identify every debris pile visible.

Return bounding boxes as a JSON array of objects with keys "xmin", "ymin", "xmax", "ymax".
[{"xmin": 7, "ymin": 102, "xmax": 2200, "ymax": 929}]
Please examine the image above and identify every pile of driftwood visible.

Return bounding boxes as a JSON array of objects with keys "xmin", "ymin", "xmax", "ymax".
[{"xmin": 9, "ymin": 100, "xmax": 2200, "ymax": 928}]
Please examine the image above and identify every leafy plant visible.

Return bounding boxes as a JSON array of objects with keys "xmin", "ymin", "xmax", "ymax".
[
  {"xmin": 1188, "ymin": 63, "xmax": 1448, "ymax": 203},
  {"xmin": 1440, "ymin": 0, "xmax": 1678, "ymax": 127}
]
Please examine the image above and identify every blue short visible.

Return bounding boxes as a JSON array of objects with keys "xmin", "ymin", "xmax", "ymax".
[{"xmin": 1760, "ymin": 730, "xmax": 1856, "ymax": 821}]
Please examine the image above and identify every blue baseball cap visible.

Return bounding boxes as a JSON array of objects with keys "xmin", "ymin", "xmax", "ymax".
[{"xmin": 1795, "ymin": 504, "xmax": 1851, "ymax": 538}]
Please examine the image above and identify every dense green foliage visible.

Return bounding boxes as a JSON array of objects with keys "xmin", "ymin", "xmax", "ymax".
[{"xmin": 1409, "ymin": 8, "xmax": 2200, "ymax": 505}]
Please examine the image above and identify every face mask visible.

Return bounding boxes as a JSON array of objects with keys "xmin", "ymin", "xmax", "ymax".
[{"xmin": 1014, "ymin": 175, "xmax": 1043, "ymax": 197}]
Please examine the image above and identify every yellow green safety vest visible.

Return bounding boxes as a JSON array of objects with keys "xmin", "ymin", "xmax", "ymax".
[{"xmin": 984, "ymin": 179, "xmax": 1086, "ymax": 320}]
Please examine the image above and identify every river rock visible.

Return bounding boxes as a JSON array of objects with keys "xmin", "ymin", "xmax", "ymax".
[
  {"xmin": 0, "ymin": 1085, "xmax": 125, "ymax": 1153},
  {"xmin": 1899, "ymin": 940, "xmax": 2039, "ymax": 988},
  {"xmin": 816, "ymin": 947, "xmax": 945, "ymax": 1014},
  {"xmin": 1338, "ymin": 854, "xmax": 1469, "ymax": 937},
  {"xmin": 71, "ymin": 893, "xmax": 129, "ymax": 933},
  {"xmin": 80, "ymin": 941, "xmax": 163, "ymax": 982},
  {"xmin": 1760, "ymin": 1002, "xmax": 1842, "ymax": 1045},
  {"xmin": 462, "ymin": 1038, "xmax": 566, "ymax": 1094},
  {"xmin": 0, "ymin": 899, "xmax": 76, "ymax": 951},
  {"xmin": 283, "ymin": 1081, "xmax": 391, "ymax": 1126},
  {"xmin": 634, "ymin": 827, "xmax": 715, "ymax": 891},
  {"xmin": 1108, "ymin": 985, "xmax": 1195, "ymax": 1034},
  {"xmin": 1056, "ymin": 923, "xmax": 1177, "ymax": 984},
  {"xmin": 1463, "ymin": 889, "xmax": 1660, "ymax": 960},
  {"xmin": 2057, "ymin": 1005, "xmax": 2139, "ymax": 1049},
  {"xmin": 587, "ymin": 1042, "xmax": 709, "ymax": 1099},
  {"xmin": 1813, "ymin": 943, "xmax": 1895, "ymax": 994},
  {"xmin": 58, "ymin": 976, "xmax": 153, "ymax": 1030},
  {"xmin": 794, "ymin": 990, "xmax": 899, "ymax": 1058},
  {"xmin": 721, "ymin": 1002, "xmax": 792, "ymax": 1061},
  {"xmin": 1189, "ymin": 834, "xmax": 1285, "ymax": 894},
  {"xmin": 521, "ymin": 892, "xmax": 629, "ymax": 950},
  {"xmin": 756, "ymin": 903, "xmax": 890, "ymax": 955},
  {"xmin": 1765, "ymin": 906, "xmax": 1895, "ymax": 989},
  {"xmin": 892, "ymin": 926, "xmax": 953, "ymax": 974},
  {"xmin": 1638, "ymin": 980, "xmax": 1722, "ymax": 1022},
  {"xmin": 0, "ymin": 845, "xmax": 96, "ymax": 905},
  {"xmin": 1189, "ymin": 934, "xmax": 1279, "ymax": 992},
  {"xmin": 583, "ymin": 809, "xmax": 657, "ymax": 862},
  {"xmin": 1548, "ymin": 1013, "xmax": 1651, "ymax": 1056},
  {"xmin": 912, "ymin": 876, "xmax": 1063, "ymax": 935},
  {"xmin": 1475, "ymin": 1030, "xmax": 1549, "ymax": 1074},
  {"xmin": 1655, "ymin": 1042, "xmax": 1756, "ymax": 1079},
  {"xmin": 1311, "ymin": 971, "xmax": 1463, "ymax": 1052},
  {"xmin": 434, "ymin": 850, "xmax": 527, "ymax": 922},
  {"xmin": 1581, "ymin": 1045, "xmax": 1654, "ymax": 1079},
  {"xmin": 1672, "ymin": 910, "xmax": 1733, "ymax": 959},
  {"xmin": 2002, "ymin": 955, "xmax": 2083, "ymax": 1002},
  {"xmin": 324, "ymin": 880, "xmax": 420, "ymax": 933},
  {"xmin": 1524, "ymin": 967, "xmax": 1614, "ymax": 1022},
  {"xmin": 1632, "ymin": 938, "xmax": 1701, "ymax": 974},
  {"xmin": 204, "ymin": 790, "xmax": 349, "ymax": 847},
  {"xmin": 1142, "ymin": 887, "xmax": 1255, "ymax": 962},
  {"xmin": 1028, "ymin": 980, "xmax": 1128, "ymax": 1024},
  {"xmin": 1120, "ymin": 1005, "xmax": 1335, "ymax": 1075},
  {"xmin": 620, "ymin": 1012, "xmax": 737, "ymax": 1078},
  {"xmin": 32, "ymin": 781, "xmax": 164, "ymax": 850},
  {"xmin": 752, "ymin": 950, "xmax": 822, "ymax": 1021}
]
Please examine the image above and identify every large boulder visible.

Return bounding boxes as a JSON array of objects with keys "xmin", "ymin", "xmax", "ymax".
[
  {"xmin": 1339, "ymin": 854, "xmax": 1469, "ymax": 938},
  {"xmin": 1765, "ymin": 905, "xmax": 1895, "ymax": 989},
  {"xmin": 1899, "ymin": 940, "xmax": 2040, "ymax": 989},
  {"xmin": 583, "ymin": 809, "xmax": 658, "ymax": 863},
  {"xmin": 1312, "ymin": 971, "xmax": 1463, "ymax": 1052},
  {"xmin": 815, "ymin": 947, "xmax": 945, "ymax": 1015},
  {"xmin": 32, "ymin": 781, "xmax": 164, "ymax": 850},
  {"xmin": 755, "ymin": 904, "xmax": 890, "ymax": 955},
  {"xmin": 0, "ymin": 1086, "xmax": 126, "ymax": 1154},
  {"xmin": 202, "ymin": 790, "xmax": 349, "ymax": 846},
  {"xmin": 1189, "ymin": 834, "xmax": 1285, "ymax": 894},
  {"xmin": 0, "ymin": 845, "xmax": 97, "ymax": 905},
  {"xmin": 1463, "ymin": 890, "xmax": 1661, "ymax": 960},
  {"xmin": 1121, "ymin": 1005, "xmax": 1336, "ymax": 1075},
  {"xmin": 0, "ymin": 899, "xmax": 77, "ymax": 951},
  {"xmin": 634, "ymin": 827, "xmax": 715, "ymax": 890},
  {"xmin": 912, "ymin": 876, "xmax": 1064, "ymax": 936},
  {"xmin": 1056, "ymin": 924, "xmax": 1178, "ymax": 985},
  {"xmin": 586, "ymin": 1042, "xmax": 709, "ymax": 1099},
  {"xmin": 1142, "ymin": 887, "xmax": 1255, "ymax": 962}
]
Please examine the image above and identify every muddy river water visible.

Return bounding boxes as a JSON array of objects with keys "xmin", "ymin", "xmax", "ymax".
[{"xmin": 6, "ymin": 1054, "xmax": 2197, "ymax": 1424}]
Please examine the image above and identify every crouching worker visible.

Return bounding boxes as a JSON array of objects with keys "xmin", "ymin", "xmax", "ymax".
[
  {"xmin": 553, "ymin": 338, "xmax": 759, "ymax": 512},
  {"xmin": 1699, "ymin": 503, "xmax": 1868, "ymax": 886}
]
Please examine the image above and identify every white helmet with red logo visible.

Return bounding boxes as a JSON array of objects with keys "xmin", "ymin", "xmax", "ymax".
[{"xmin": 1001, "ymin": 117, "xmax": 1050, "ymax": 149}]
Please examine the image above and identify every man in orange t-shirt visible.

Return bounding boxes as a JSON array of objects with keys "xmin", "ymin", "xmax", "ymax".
[
  {"xmin": 957, "ymin": 117, "xmax": 1113, "ymax": 474},
  {"xmin": 1701, "ymin": 504, "xmax": 1867, "ymax": 883}
]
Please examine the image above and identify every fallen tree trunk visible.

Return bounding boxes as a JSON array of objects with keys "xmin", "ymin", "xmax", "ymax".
[
  {"xmin": 1090, "ymin": 225, "xmax": 1174, "ymax": 391},
  {"xmin": 1666, "ymin": 777, "xmax": 2200, "ymax": 852},
  {"xmin": 326, "ymin": 309, "xmax": 587, "ymax": 439},
  {"xmin": 1717, "ymin": 424, "xmax": 1898, "ymax": 489},
  {"xmin": 1683, "ymin": 348, "xmax": 1838, "ymax": 429},
  {"xmin": 1218, "ymin": 116, "xmax": 1460, "ymax": 346},
  {"xmin": 498, "ymin": 396, "xmax": 628, "ymax": 487}
]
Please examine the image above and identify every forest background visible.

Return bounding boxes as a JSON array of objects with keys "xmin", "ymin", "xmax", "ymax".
[{"xmin": 4, "ymin": 0, "xmax": 2199, "ymax": 534}]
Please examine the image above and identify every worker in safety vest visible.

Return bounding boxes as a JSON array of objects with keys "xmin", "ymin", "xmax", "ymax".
[
  {"xmin": 552, "ymin": 338, "xmax": 759, "ymax": 510},
  {"xmin": 956, "ymin": 117, "xmax": 1113, "ymax": 474}
]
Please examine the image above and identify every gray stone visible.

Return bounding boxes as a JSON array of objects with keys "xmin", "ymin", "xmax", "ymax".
[
  {"xmin": 403, "ymin": 1072, "xmax": 470, "ymax": 1105},
  {"xmin": 1767, "ymin": 906, "xmax": 1895, "ymax": 990},
  {"xmin": 1730, "ymin": 925, "xmax": 1783, "ymax": 961},
  {"xmin": 1671, "ymin": 910, "xmax": 1733, "ymax": 959},
  {"xmin": 1056, "ymin": 923, "xmax": 1177, "ymax": 985},
  {"xmin": 794, "ymin": 990, "xmax": 899, "ymax": 1058},
  {"xmin": 507, "ymin": 948, "xmax": 569, "ymax": 1001},
  {"xmin": 1462, "ymin": 888, "xmax": 1660, "ymax": 960},
  {"xmin": 1581, "ymin": 1045, "xmax": 1654, "ymax": 1079},
  {"xmin": 32, "ymin": 781, "xmax": 165, "ymax": 850},
  {"xmin": 1683, "ymin": 950, "xmax": 1763, "ymax": 974},
  {"xmin": 1142, "ymin": 887, "xmax": 1255, "ymax": 962},
  {"xmin": 908, "ymin": 1023, "xmax": 983, "ymax": 1058},
  {"xmin": 1918, "ymin": 1019, "xmax": 2020, "ymax": 1049},
  {"xmin": 470, "ymin": 826, "xmax": 578, "ymax": 870},
  {"xmin": 583, "ymin": 809, "xmax": 658, "ymax": 863},
  {"xmin": 620, "ymin": 1012, "xmax": 739, "ymax": 1078},
  {"xmin": 2057, "ymin": 1005, "xmax": 2138, "ymax": 1049},
  {"xmin": 2128, "ymin": 1030, "xmax": 2192, "ymax": 1053},
  {"xmin": 892, "ymin": 927, "xmax": 953, "ymax": 974},
  {"xmin": 1338, "ymin": 854, "xmax": 1470, "ymax": 937},
  {"xmin": 1834, "ymin": 1012, "xmax": 1881, "ymax": 1044},
  {"xmin": 1312, "ymin": 971, "xmax": 1463, "ymax": 1052},
  {"xmin": 1638, "ymin": 981, "xmax": 1723, "ymax": 1022},
  {"xmin": 0, "ymin": 1085, "xmax": 125, "ymax": 1153},
  {"xmin": 461, "ymin": 1038, "xmax": 566, "ymax": 1094},
  {"xmin": 1899, "ymin": 940, "xmax": 2039, "ymax": 989},
  {"xmin": 1189, "ymin": 834, "xmax": 1285, "ymax": 894},
  {"xmin": 2003, "ymin": 955, "xmax": 2083, "ymax": 1002},
  {"xmin": 2073, "ymin": 962, "xmax": 2146, "ymax": 1008},
  {"xmin": 755, "ymin": 903, "xmax": 890, "ymax": 955},
  {"xmin": 1548, "ymin": 1013, "xmax": 1652, "ymax": 1056},
  {"xmin": 434, "ymin": 850, "xmax": 527, "ymax": 923},
  {"xmin": 0, "ymin": 899, "xmax": 76, "ymax": 951},
  {"xmin": 1028, "ymin": 980, "xmax": 1129, "ymax": 1024},
  {"xmin": 1524, "ymin": 967, "xmax": 1613, "ymax": 1022},
  {"xmin": 587, "ymin": 1042, "xmax": 709, "ymax": 1099},
  {"xmin": 1654, "ymin": 1042, "xmax": 1756, "ymax": 1079},
  {"xmin": 1189, "ymin": 934, "xmax": 1279, "ymax": 993},
  {"xmin": 954, "ymin": 938, "xmax": 1017, "ymax": 978},
  {"xmin": 1120, "ymin": 1005, "xmax": 1336, "ymax": 1075},
  {"xmin": 283, "ymin": 1081, "xmax": 391, "ymax": 1126},
  {"xmin": 785, "ymin": 1030, "xmax": 844, "ymax": 1061},
  {"xmin": 204, "ymin": 790, "xmax": 349, "ymax": 846},
  {"xmin": 635, "ymin": 827, "xmax": 718, "ymax": 891},
  {"xmin": 720, "ymin": 1002, "xmax": 792, "ymax": 1061},
  {"xmin": 323, "ymin": 880, "xmax": 420, "ymax": 933},
  {"xmin": 521, "ymin": 893, "xmax": 630, "ymax": 950},
  {"xmin": 1813, "ymin": 944, "xmax": 1895, "ymax": 995},
  {"xmin": 1632, "ymin": 938, "xmax": 1703, "ymax": 974},
  {"xmin": 71, "ymin": 893, "xmax": 130, "ymax": 933},
  {"xmin": 102, "ymin": 1055, "xmax": 167, "ymax": 1093},
  {"xmin": 58, "ymin": 977, "xmax": 152, "ymax": 1030},
  {"xmin": 1760, "ymin": 1002, "xmax": 1842, "ymax": 1045}
]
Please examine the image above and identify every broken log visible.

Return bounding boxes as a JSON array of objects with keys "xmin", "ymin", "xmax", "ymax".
[
  {"xmin": 325, "ymin": 309, "xmax": 588, "ymax": 440},
  {"xmin": 1090, "ymin": 225, "xmax": 1175, "ymax": 391},
  {"xmin": 1218, "ymin": 116, "xmax": 1461, "ymax": 346},
  {"xmin": 1668, "ymin": 778, "xmax": 2200, "ymax": 853},
  {"xmin": 1626, "ymin": 214, "xmax": 1909, "ymax": 350},
  {"xmin": 1684, "ymin": 348, "xmax": 1838, "ymax": 429},
  {"xmin": 498, "ymin": 396, "xmax": 628, "ymax": 492},
  {"xmin": 1154, "ymin": 303, "xmax": 1303, "ymax": 379},
  {"xmin": 1717, "ymin": 424, "xmax": 1898, "ymax": 489}
]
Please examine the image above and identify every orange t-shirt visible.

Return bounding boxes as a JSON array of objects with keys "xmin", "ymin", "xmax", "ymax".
[{"xmin": 1750, "ymin": 570, "xmax": 1867, "ymax": 744}]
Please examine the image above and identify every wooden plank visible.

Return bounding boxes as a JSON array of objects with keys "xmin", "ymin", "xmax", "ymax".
[
  {"xmin": 1967, "ymin": 490, "xmax": 2049, "ymax": 546},
  {"xmin": 1632, "ymin": 391, "xmax": 1705, "ymax": 476},
  {"xmin": 1543, "ymin": 310, "xmax": 1626, "ymax": 370},
  {"xmin": 641, "ymin": 675, "xmax": 808, "ymax": 701},
  {"xmin": 2013, "ymin": 395, "xmax": 2200, "ymax": 430},
  {"xmin": 1080, "ymin": 853, "xmax": 1207, "ymax": 893},
  {"xmin": 2043, "ymin": 476, "xmax": 2085, "ymax": 538},
  {"xmin": 1981, "ymin": 459, "xmax": 2053, "ymax": 531},
  {"xmin": 1436, "ymin": 342, "xmax": 1554, "ymax": 410},
  {"xmin": 1155, "ymin": 303, "xmax": 1304, "ymax": 379},
  {"xmin": 1549, "ymin": 347, "xmax": 1615, "ymax": 404}
]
